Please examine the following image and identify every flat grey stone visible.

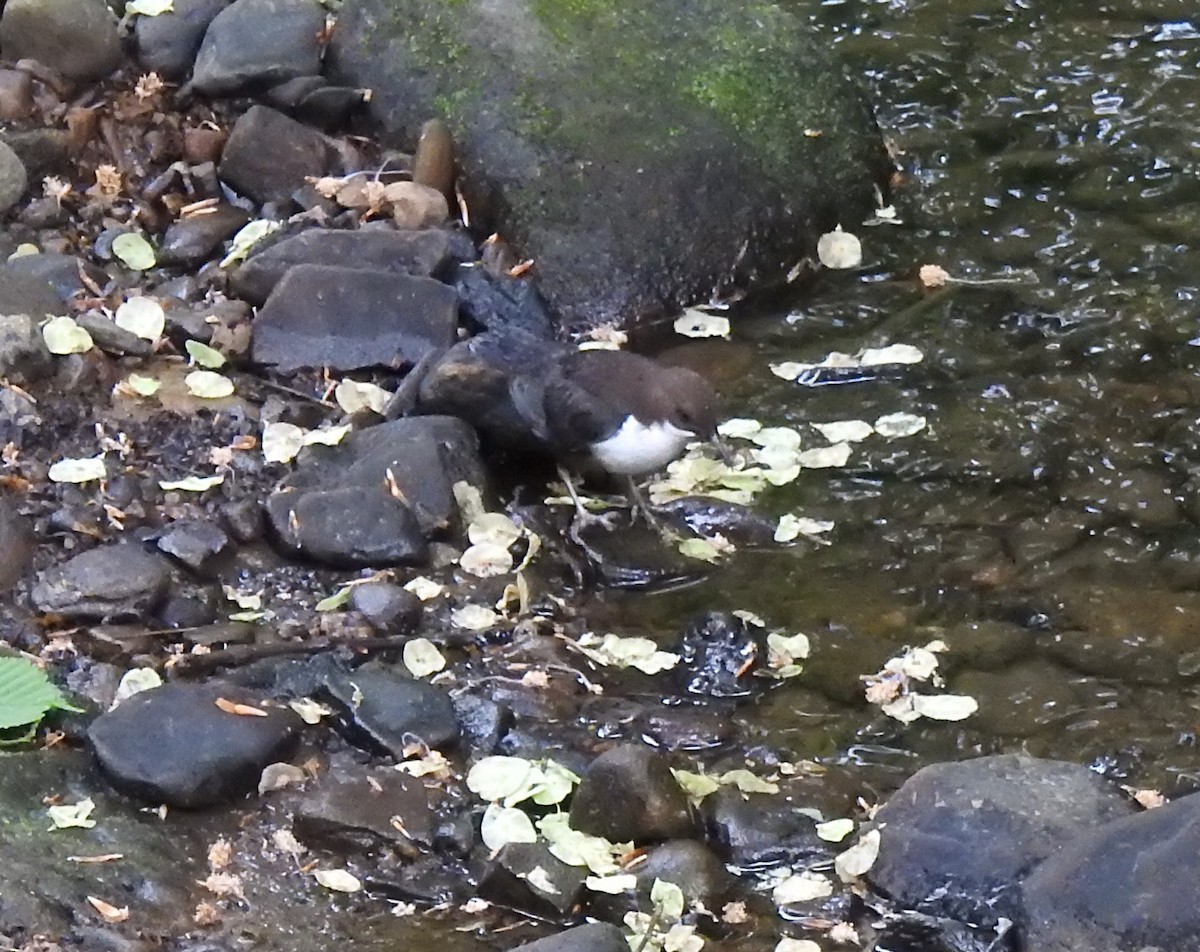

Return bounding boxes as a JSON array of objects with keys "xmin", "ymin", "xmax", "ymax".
[
  {"xmin": 0, "ymin": 0, "xmax": 122, "ymax": 81},
  {"xmin": 191, "ymin": 0, "xmax": 325, "ymax": 96}
]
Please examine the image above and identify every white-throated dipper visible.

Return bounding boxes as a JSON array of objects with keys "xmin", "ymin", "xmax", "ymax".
[{"xmin": 509, "ymin": 348, "xmax": 723, "ymax": 529}]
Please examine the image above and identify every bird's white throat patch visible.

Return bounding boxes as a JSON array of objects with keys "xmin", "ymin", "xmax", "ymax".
[{"xmin": 590, "ymin": 415, "xmax": 696, "ymax": 475}]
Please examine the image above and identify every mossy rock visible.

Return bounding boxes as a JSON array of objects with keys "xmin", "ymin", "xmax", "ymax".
[{"xmin": 329, "ymin": 0, "xmax": 891, "ymax": 332}]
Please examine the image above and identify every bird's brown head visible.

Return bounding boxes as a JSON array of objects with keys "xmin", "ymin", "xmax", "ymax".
[{"xmin": 658, "ymin": 365, "xmax": 721, "ymax": 440}]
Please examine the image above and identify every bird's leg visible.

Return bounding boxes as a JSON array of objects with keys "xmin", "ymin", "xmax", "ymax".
[
  {"xmin": 624, "ymin": 476, "xmax": 680, "ymax": 541},
  {"xmin": 557, "ymin": 465, "xmax": 620, "ymax": 539}
]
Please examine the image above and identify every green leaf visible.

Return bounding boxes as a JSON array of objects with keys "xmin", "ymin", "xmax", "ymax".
[
  {"xmin": 0, "ymin": 657, "xmax": 81, "ymax": 731},
  {"xmin": 184, "ymin": 339, "xmax": 226, "ymax": 369},
  {"xmin": 111, "ymin": 232, "xmax": 157, "ymax": 271}
]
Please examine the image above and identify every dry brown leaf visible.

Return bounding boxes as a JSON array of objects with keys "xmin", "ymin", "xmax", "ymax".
[
  {"xmin": 214, "ymin": 697, "xmax": 268, "ymax": 717},
  {"xmin": 918, "ymin": 263, "xmax": 949, "ymax": 288},
  {"xmin": 1132, "ymin": 788, "xmax": 1165, "ymax": 810},
  {"xmin": 198, "ymin": 872, "xmax": 244, "ymax": 898},
  {"xmin": 86, "ymin": 896, "xmax": 129, "ymax": 922},
  {"xmin": 193, "ymin": 900, "xmax": 221, "ymax": 926},
  {"xmin": 67, "ymin": 853, "xmax": 124, "ymax": 863},
  {"xmin": 207, "ymin": 838, "xmax": 232, "ymax": 870}
]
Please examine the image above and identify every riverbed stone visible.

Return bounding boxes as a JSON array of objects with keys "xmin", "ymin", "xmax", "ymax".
[
  {"xmin": 867, "ymin": 754, "xmax": 1135, "ymax": 927},
  {"xmin": 230, "ymin": 227, "xmax": 454, "ymax": 305},
  {"xmin": 0, "ymin": 495, "xmax": 33, "ymax": 592},
  {"xmin": 134, "ymin": 0, "xmax": 229, "ymax": 80},
  {"xmin": 191, "ymin": 0, "xmax": 325, "ymax": 96},
  {"xmin": 1019, "ymin": 791, "xmax": 1200, "ymax": 952},
  {"xmin": 251, "ymin": 265, "xmax": 458, "ymax": 373},
  {"xmin": 326, "ymin": 666, "xmax": 459, "ymax": 755},
  {"xmin": 265, "ymin": 415, "xmax": 483, "ymax": 567},
  {"xmin": 328, "ymin": 0, "xmax": 890, "ymax": 333},
  {"xmin": 569, "ymin": 744, "xmax": 694, "ymax": 844},
  {"xmin": 348, "ymin": 581, "xmax": 421, "ymax": 633},
  {"xmin": 507, "ymin": 923, "xmax": 628, "ymax": 952},
  {"xmin": 75, "ymin": 311, "xmax": 153, "ymax": 357},
  {"xmin": 0, "ymin": 139, "xmax": 27, "ymax": 215},
  {"xmin": 157, "ymin": 203, "xmax": 251, "ymax": 267},
  {"xmin": 156, "ymin": 520, "xmax": 232, "ymax": 577},
  {"xmin": 218, "ymin": 105, "xmax": 332, "ymax": 205},
  {"xmin": 387, "ymin": 181, "xmax": 449, "ymax": 230},
  {"xmin": 89, "ymin": 682, "xmax": 300, "ymax": 808},
  {"xmin": 676, "ymin": 611, "xmax": 766, "ymax": 698},
  {"xmin": 31, "ymin": 544, "xmax": 171, "ymax": 621},
  {"xmin": 293, "ymin": 763, "xmax": 433, "ymax": 852},
  {"xmin": 0, "ymin": 264, "xmax": 64, "ymax": 317},
  {"xmin": 702, "ymin": 785, "xmax": 826, "ymax": 866},
  {"xmin": 633, "ymin": 840, "xmax": 733, "ymax": 905},
  {"xmin": 0, "ymin": 0, "xmax": 123, "ymax": 82},
  {"xmin": 478, "ymin": 841, "xmax": 586, "ymax": 918},
  {"xmin": 0, "ymin": 314, "xmax": 51, "ymax": 383},
  {"xmin": 4, "ymin": 253, "xmax": 106, "ymax": 303},
  {"xmin": 0, "ymin": 68, "xmax": 33, "ymax": 120}
]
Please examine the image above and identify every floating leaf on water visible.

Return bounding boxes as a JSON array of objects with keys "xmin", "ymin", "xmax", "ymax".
[
  {"xmin": 775, "ymin": 938, "xmax": 822, "ymax": 952},
  {"xmin": 43, "ymin": 316, "xmax": 93, "ymax": 355},
  {"xmin": 403, "ymin": 638, "xmax": 446, "ymax": 678},
  {"xmin": 313, "ymin": 868, "xmax": 361, "ymax": 893},
  {"xmin": 48, "ymin": 798, "xmax": 97, "ymax": 831},
  {"xmin": 334, "ymin": 378, "xmax": 390, "ymax": 415},
  {"xmin": 816, "ymin": 226, "xmax": 862, "ymax": 269},
  {"xmin": 834, "ymin": 829, "xmax": 881, "ymax": 882},
  {"xmin": 674, "ymin": 308, "xmax": 730, "ymax": 339},
  {"xmin": 480, "ymin": 803, "xmax": 537, "ymax": 851},
  {"xmin": 185, "ymin": 339, "xmax": 226, "ymax": 369},
  {"xmin": 122, "ymin": 374, "xmax": 161, "ymax": 397},
  {"xmin": 538, "ymin": 813, "xmax": 627, "ymax": 874},
  {"xmin": 460, "ymin": 542, "xmax": 515, "ymax": 578},
  {"xmin": 672, "ymin": 768, "xmax": 721, "ymax": 804},
  {"xmin": 880, "ymin": 694, "xmax": 922, "ymax": 724},
  {"xmin": 911, "ymin": 693, "xmax": 978, "ymax": 721},
  {"xmin": 220, "ymin": 219, "xmax": 281, "ymax": 268},
  {"xmin": 774, "ymin": 514, "xmax": 834, "ymax": 543},
  {"xmin": 185, "ymin": 370, "xmax": 234, "ymax": 399},
  {"xmin": 812, "ymin": 419, "xmax": 873, "ymax": 443},
  {"xmin": 468, "ymin": 512, "xmax": 522, "ymax": 549},
  {"xmin": 766, "ymin": 632, "xmax": 811, "ymax": 677},
  {"xmin": 585, "ymin": 874, "xmax": 637, "ymax": 894},
  {"xmin": 678, "ymin": 537, "xmax": 725, "ymax": 563},
  {"xmin": 127, "ymin": 0, "xmax": 174, "ymax": 14},
  {"xmin": 575, "ymin": 632, "xmax": 680, "ymax": 674},
  {"xmin": 860, "ymin": 343, "xmax": 924, "ymax": 366},
  {"xmin": 717, "ymin": 418, "xmax": 762, "ymax": 440},
  {"xmin": 815, "ymin": 818, "xmax": 855, "ymax": 842},
  {"xmin": 261, "ymin": 422, "xmax": 305, "ymax": 464},
  {"xmin": 530, "ymin": 760, "xmax": 581, "ymax": 806},
  {"xmin": 874, "ymin": 412, "xmax": 927, "ymax": 438},
  {"xmin": 48, "ymin": 455, "xmax": 106, "ymax": 484},
  {"xmin": 718, "ymin": 769, "xmax": 778, "ymax": 795},
  {"xmin": 111, "ymin": 668, "xmax": 162, "ymax": 709},
  {"xmin": 468, "ymin": 756, "xmax": 536, "ymax": 803},
  {"xmin": 650, "ymin": 879, "xmax": 686, "ymax": 920},
  {"xmin": 114, "ymin": 296, "xmax": 165, "ymax": 340},
  {"xmin": 769, "ymin": 361, "xmax": 805, "ymax": 381},
  {"xmin": 772, "ymin": 871, "xmax": 832, "ymax": 904},
  {"xmin": 404, "ymin": 576, "xmax": 444, "ymax": 601},
  {"xmin": 158, "ymin": 474, "xmax": 224, "ymax": 491},
  {"xmin": 797, "ymin": 443, "xmax": 851, "ymax": 469},
  {"xmin": 751, "ymin": 427, "xmax": 802, "ymax": 451},
  {"xmin": 450, "ymin": 604, "xmax": 499, "ymax": 630},
  {"xmin": 919, "ymin": 263, "xmax": 950, "ymax": 288},
  {"xmin": 112, "ymin": 232, "xmax": 156, "ymax": 270}
]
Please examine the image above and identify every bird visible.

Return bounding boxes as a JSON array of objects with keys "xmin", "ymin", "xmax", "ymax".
[{"xmin": 508, "ymin": 348, "xmax": 724, "ymax": 533}]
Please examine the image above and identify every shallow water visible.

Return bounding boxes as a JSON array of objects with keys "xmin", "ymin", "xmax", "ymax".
[{"xmin": 595, "ymin": 0, "xmax": 1200, "ymax": 799}]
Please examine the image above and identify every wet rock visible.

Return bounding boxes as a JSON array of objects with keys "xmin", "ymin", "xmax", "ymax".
[
  {"xmin": 676, "ymin": 612, "xmax": 766, "ymax": 699},
  {"xmin": 702, "ymin": 785, "xmax": 826, "ymax": 866},
  {"xmin": 231, "ymin": 227, "xmax": 453, "ymax": 305},
  {"xmin": 413, "ymin": 118, "xmax": 455, "ymax": 197},
  {"xmin": 0, "ymin": 313, "xmax": 52, "ymax": 383},
  {"xmin": 218, "ymin": 497, "xmax": 263, "ymax": 542},
  {"xmin": 293, "ymin": 764, "xmax": 432, "ymax": 853},
  {"xmin": 329, "ymin": 0, "xmax": 889, "ymax": 332},
  {"xmin": 218, "ymin": 105, "xmax": 332, "ymax": 205},
  {"xmin": 159, "ymin": 590, "xmax": 219, "ymax": 628},
  {"xmin": 0, "ymin": 495, "xmax": 33, "ymax": 592},
  {"xmin": 191, "ymin": 0, "xmax": 325, "ymax": 96},
  {"xmin": 388, "ymin": 181, "xmax": 449, "ymax": 229},
  {"xmin": 90, "ymin": 682, "xmax": 299, "ymax": 808},
  {"xmin": 4, "ymin": 252, "xmax": 106, "ymax": 303},
  {"xmin": 264, "ymin": 415, "xmax": 484, "ymax": 568},
  {"xmin": 252, "ymin": 265, "xmax": 458, "ymax": 373},
  {"xmin": 634, "ymin": 706, "xmax": 734, "ymax": 751},
  {"xmin": 0, "ymin": 68, "xmax": 33, "ymax": 120},
  {"xmin": 326, "ymin": 666, "xmax": 460, "ymax": 755},
  {"xmin": 348, "ymin": 581, "xmax": 421, "ymax": 633},
  {"xmin": 1019, "ymin": 791, "xmax": 1200, "ymax": 951},
  {"xmin": 0, "ymin": 750, "xmax": 209, "ymax": 936},
  {"xmin": 290, "ymin": 85, "xmax": 369, "ymax": 131},
  {"xmin": 0, "ymin": 138, "xmax": 26, "ymax": 215},
  {"xmin": 74, "ymin": 311, "xmax": 153, "ymax": 357},
  {"xmin": 134, "ymin": 0, "xmax": 228, "ymax": 80},
  {"xmin": 452, "ymin": 263, "xmax": 553, "ymax": 338},
  {"xmin": 656, "ymin": 497, "xmax": 779, "ymax": 546},
  {"xmin": 0, "ymin": 0, "xmax": 123, "ymax": 82},
  {"xmin": 633, "ymin": 840, "xmax": 732, "ymax": 905},
  {"xmin": 451, "ymin": 692, "xmax": 511, "ymax": 758},
  {"xmin": 569, "ymin": 744, "xmax": 694, "ymax": 844},
  {"xmin": 0, "ymin": 384, "xmax": 41, "ymax": 442},
  {"xmin": 31, "ymin": 544, "xmax": 171, "ymax": 621},
  {"xmin": 867, "ymin": 754, "xmax": 1135, "ymax": 927},
  {"xmin": 478, "ymin": 841, "xmax": 586, "ymax": 918},
  {"xmin": 156, "ymin": 520, "xmax": 232, "ymax": 577},
  {"xmin": 157, "ymin": 203, "xmax": 251, "ymax": 267},
  {"xmin": 506, "ymin": 923, "xmax": 628, "ymax": 952},
  {"xmin": 1, "ymin": 128, "xmax": 70, "ymax": 180},
  {"xmin": 0, "ymin": 264, "xmax": 69, "ymax": 317}
]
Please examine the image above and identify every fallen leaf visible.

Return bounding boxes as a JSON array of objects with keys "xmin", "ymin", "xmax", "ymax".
[
  {"xmin": 313, "ymin": 868, "xmax": 361, "ymax": 893},
  {"xmin": 816, "ymin": 226, "xmax": 862, "ymax": 269},
  {"xmin": 772, "ymin": 871, "xmax": 833, "ymax": 904},
  {"xmin": 674, "ymin": 308, "xmax": 731, "ymax": 338},
  {"xmin": 112, "ymin": 232, "xmax": 156, "ymax": 270},
  {"xmin": 402, "ymin": 638, "xmax": 446, "ymax": 678},
  {"xmin": 185, "ymin": 370, "xmax": 235, "ymax": 399},
  {"xmin": 43, "ymin": 316, "xmax": 93, "ymax": 355},
  {"xmin": 48, "ymin": 455, "xmax": 106, "ymax": 484},
  {"xmin": 48, "ymin": 798, "xmax": 97, "ymax": 830},
  {"xmin": 834, "ymin": 829, "xmax": 881, "ymax": 882},
  {"xmin": 114, "ymin": 296, "xmax": 165, "ymax": 340},
  {"xmin": 86, "ymin": 896, "xmax": 129, "ymax": 922},
  {"xmin": 214, "ymin": 697, "xmax": 268, "ymax": 717}
]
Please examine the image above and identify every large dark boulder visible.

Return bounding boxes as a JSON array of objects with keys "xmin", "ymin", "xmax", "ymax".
[{"xmin": 329, "ymin": 0, "xmax": 891, "ymax": 333}]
